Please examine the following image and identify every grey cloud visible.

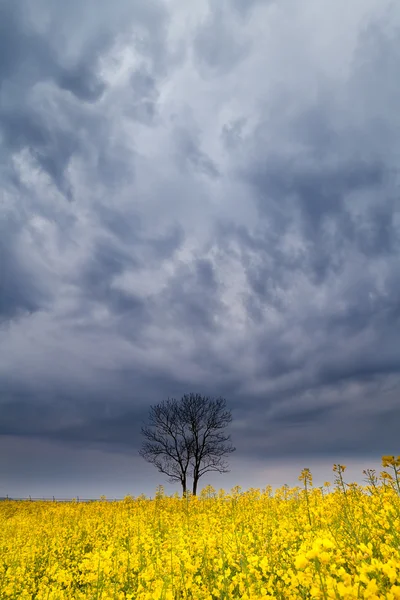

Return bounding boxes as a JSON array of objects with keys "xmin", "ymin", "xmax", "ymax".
[
  {"xmin": 96, "ymin": 205, "xmax": 142, "ymax": 243},
  {"xmin": 0, "ymin": 4, "xmax": 54, "ymax": 87},
  {"xmin": 254, "ymin": 337, "xmax": 306, "ymax": 381},
  {"xmin": 323, "ymin": 274, "xmax": 400, "ymax": 338},
  {"xmin": 68, "ymin": 219, "xmax": 186, "ymax": 342},
  {"xmin": 247, "ymin": 154, "xmax": 386, "ymax": 235},
  {"xmin": 0, "ymin": 215, "xmax": 52, "ymax": 322},
  {"xmin": 195, "ymin": 258, "xmax": 217, "ymax": 289},
  {"xmin": 144, "ymin": 226, "xmax": 185, "ymax": 261},
  {"xmin": 160, "ymin": 258, "xmax": 221, "ymax": 332},
  {"xmin": 174, "ymin": 127, "xmax": 220, "ymax": 178},
  {"xmin": 213, "ymin": 206, "xmax": 400, "ymax": 410},
  {"xmin": 75, "ymin": 236, "xmax": 148, "ymax": 323},
  {"xmin": 128, "ymin": 69, "xmax": 159, "ymax": 124},
  {"xmin": 1, "ymin": 0, "xmax": 400, "ymax": 497},
  {"xmin": 215, "ymin": 223, "xmax": 303, "ymax": 310},
  {"xmin": 269, "ymin": 404, "xmax": 336, "ymax": 427},
  {"xmin": 355, "ymin": 202, "xmax": 397, "ymax": 257},
  {"xmin": 0, "ymin": 369, "xmax": 238, "ymax": 453},
  {"xmin": 221, "ymin": 118, "xmax": 247, "ymax": 151},
  {"xmin": 0, "ymin": 399, "xmax": 64, "ymax": 438},
  {"xmin": 89, "ymin": 209, "xmax": 184, "ymax": 268},
  {"xmin": 0, "ymin": 105, "xmax": 79, "ymax": 197},
  {"xmin": 228, "ymin": 0, "xmax": 274, "ymax": 18},
  {"xmin": 351, "ymin": 12, "xmax": 400, "ymax": 123},
  {"xmin": 58, "ymin": 63, "xmax": 106, "ymax": 103},
  {"xmin": 234, "ymin": 379, "xmax": 400, "ymax": 461},
  {"xmin": 0, "ymin": 0, "xmax": 170, "ymax": 195},
  {"xmin": 193, "ymin": 4, "xmax": 250, "ymax": 75},
  {"xmin": 79, "ymin": 237, "xmax": 139, "ymax": 292},
  {"xmin": 238, "ymin": 115, "xmax": 397, "ymax": 285},
  {"xmin": 318, "ymin": 356, "xmax": 400, "ymax": 388}
]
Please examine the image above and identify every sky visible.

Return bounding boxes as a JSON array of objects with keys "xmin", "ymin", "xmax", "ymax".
[{"xmin": 1, "ymin": 0, "xmax": 400, "ymax": 499}]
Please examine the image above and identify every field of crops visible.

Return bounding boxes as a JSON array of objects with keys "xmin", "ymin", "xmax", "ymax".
[{"xmin": 1, "ymin": 458, "xmax": 400, "ymax": 599}]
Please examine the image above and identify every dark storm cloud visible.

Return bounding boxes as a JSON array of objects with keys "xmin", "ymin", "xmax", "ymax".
[
  {"xmin": 0, "ymin": 398, "xmax": 64, "ymax": 438},
  {"xmin": 0, "ymin": 371, "xmax": 147, "ymax": 443},
  {"xmin": 0, "ymin": 3, "xmax": 103, "ymax": 195},
  {"xmin": 57, "ymin": 64, "xmax": 106, "ymax": 104},
  {"xmin": 71, "ymin": 217, "xmax": 187, "ymax": 338},
  {"xmin": 159, "ymin": 258, "xmax": 221, "ymax": 332},
  {"xmin": 0, "ymin": 108, "xmax": 79, "ymax": 197},
  {"xmin": 245, "ymin": 147, "xmax": 387, "ymax": 245},
  {"xmin": 0, "ymin": 0, "xmax": 169, "ymax": 195},
  {"xmin": 78, "ymin": 236, "xmax": 140, "ymax": 305},
  {"xmin": 231, "ymin": 374, "xmax": 400, "ymax": 460},
  {"xmin": 0, "ymin": 214, "xmax": 52, "ymax": 321},
  {"xmin": 269, "ymin": 404, "xmax": 336, "ymax": 427},
  {"xmin": 0, "ymin": 367, "xmax": 239, "ymax": 455},
  {"xmin": 0, "ymin": 3, "xmax": 51, "ymax": 85},
  {"xmin": 0, "ymin": 395, "xmax": 145, "ymax": 449},
  {"xmin": 1, "ymin": 0, "xmax": 400, "ymax": 497}
]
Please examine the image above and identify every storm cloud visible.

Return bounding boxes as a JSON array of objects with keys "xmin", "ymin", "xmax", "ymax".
[{"xmin": 1, "ymin": 0, "xmax": 399, "ymax": 497}]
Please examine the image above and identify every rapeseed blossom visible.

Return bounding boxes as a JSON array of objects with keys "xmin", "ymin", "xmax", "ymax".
[{"xmin": 1, "ymin": 456, "xmax": 400, "ymax": 599}]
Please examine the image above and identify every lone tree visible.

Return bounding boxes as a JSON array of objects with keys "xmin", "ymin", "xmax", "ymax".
[{"xmin": 139, "ymin": 393, "xmax": 235, "ymax": 496}]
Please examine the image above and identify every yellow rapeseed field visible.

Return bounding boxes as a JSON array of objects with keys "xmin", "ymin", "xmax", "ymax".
[{"xmin": 1, "ymin": 456, "xmax": 400, "ymax": 599}]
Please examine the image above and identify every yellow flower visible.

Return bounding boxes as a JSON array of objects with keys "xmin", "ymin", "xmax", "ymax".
[
  {"xmin": 389, "ymin": 585, "xmax": 400, "ymax": 599},
  {"xmin": 298, "ymin": 468, "xmax": 313, "ymax": 486},
  {"xmin": 295, "ymin": 555, "xmax": 309, "ymax": 570},
  {"xmin": 333, "ymin": 464, "xmax": 346, "ymax": 473},
  {"xmin": 382, "ymin": 455, "xmax": 394, "ymax": 467},
  {"xmin": 2, "ymin": 462, "xmax": 400, "ymax": 599}
]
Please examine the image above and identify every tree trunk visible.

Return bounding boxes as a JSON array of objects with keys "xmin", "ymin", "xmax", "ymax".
[
  {"xmin": 182, "ymin": 478, "xmax": 187, "ymax": 497},
  {"xmin": 192, "ymin": 475, "xmax": 198, "ymax": 496}
]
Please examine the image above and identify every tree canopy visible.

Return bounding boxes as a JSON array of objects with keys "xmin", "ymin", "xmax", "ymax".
[{"xmin": 139, "ymin": 393, "xmax": 235, "ymax": 495}]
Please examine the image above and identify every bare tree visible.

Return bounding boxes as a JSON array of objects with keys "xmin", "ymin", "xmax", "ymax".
[{"xmin": 139, "ymin": 393, "xmax": 235, "ymax": 496}]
